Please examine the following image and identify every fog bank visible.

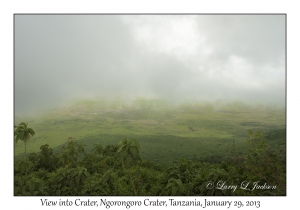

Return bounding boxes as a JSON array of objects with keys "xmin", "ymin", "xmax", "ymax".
[{"xmin": 15, "ymin": 15, "xmax": 285, "ymax": 115}]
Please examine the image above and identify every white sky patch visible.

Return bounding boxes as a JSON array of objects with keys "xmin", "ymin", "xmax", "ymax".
[
  {"xmin": 224, "ymin": 55, "xmax": 258, "ymax": 87},
  {"xmin": 121, "ymin": 15, "xmax": 207, "ymax": 60}
]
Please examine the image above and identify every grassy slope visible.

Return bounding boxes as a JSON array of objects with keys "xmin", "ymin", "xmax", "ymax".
[{"xmin": 14, "ymin": 100, "xmax": 286, "ymax": 163}]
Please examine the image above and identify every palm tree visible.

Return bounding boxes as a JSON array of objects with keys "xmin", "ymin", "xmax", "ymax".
[
  {"xmin": 116, "ymin": 138, "xmax": 141, "ymax": 168},
  {"xmin": 58, "ymin": 141, "xmax": 85, "ymax": 166},
  {"xmin": 92, "ymin": 143, "xmax": 104, "ymax": 155},
  {"xmin": 14, "ymin": 122, "xmax": 35, "ymax": 159},
  {"xmin": 165, "ymin": 178, "xmax": 185, "ymax": 195}
]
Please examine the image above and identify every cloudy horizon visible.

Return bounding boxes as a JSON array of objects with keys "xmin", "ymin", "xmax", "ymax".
[{"xmin": 14, "ymin": 14, "xmax": 286, "ymax": 115}]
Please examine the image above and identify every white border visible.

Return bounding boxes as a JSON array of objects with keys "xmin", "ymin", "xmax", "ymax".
[{"xmin": 2, "ymin": 0, "xmax": 298, "ymax": 209}]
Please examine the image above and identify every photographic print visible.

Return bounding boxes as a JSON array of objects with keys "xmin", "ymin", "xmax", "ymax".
[{"xmin": 14, "ymin": 14, "xmax": 286, "ymax": 196}]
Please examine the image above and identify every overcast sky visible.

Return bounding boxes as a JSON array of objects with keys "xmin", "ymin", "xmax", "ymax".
[{"xmin": 14, "ymin": 15, "xmax": 285, "ymax": 115}]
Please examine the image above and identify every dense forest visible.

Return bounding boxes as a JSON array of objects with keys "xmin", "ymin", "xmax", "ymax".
[{"xmin": 14, "ymin": 122, "xmax": 285, "ymax": 196}]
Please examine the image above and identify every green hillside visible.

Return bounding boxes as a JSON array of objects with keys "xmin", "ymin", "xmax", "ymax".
[{"xmin": 14, "ymin": 99, "xmax": 286, "ymax": 163}]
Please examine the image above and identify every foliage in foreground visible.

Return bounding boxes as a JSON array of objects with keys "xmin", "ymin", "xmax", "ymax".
[{"xmin": 14, "ymin": 130, "xmax": 286, "ymax": 196}]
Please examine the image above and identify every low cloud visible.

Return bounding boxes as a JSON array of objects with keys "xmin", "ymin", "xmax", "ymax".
[{"xmin": 14, "ymin": 15, "xmax": 286, "ymax": 115}]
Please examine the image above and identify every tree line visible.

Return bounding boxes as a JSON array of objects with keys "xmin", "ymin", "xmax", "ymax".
[{"xmin": 14, "ymin": 122, "xmax": 286, "ymax": 196}]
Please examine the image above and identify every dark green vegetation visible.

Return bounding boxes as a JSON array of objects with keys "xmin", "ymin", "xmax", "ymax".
[
  {"xmin": 14, "ymin": 99, "xmax": 286, "ymax": 195},
  {"xmin": 14, "ymin": 131, "xmax": 286, "ymax": 196},
  {"xmin": 14, "ymin": 122, "xmax": 35, "ymax": 160}
]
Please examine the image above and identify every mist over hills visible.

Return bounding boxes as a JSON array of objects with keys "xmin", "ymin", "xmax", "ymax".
[{"xmin": 15, "ymin": 15, "xmax": 285, "ymax": 116}]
